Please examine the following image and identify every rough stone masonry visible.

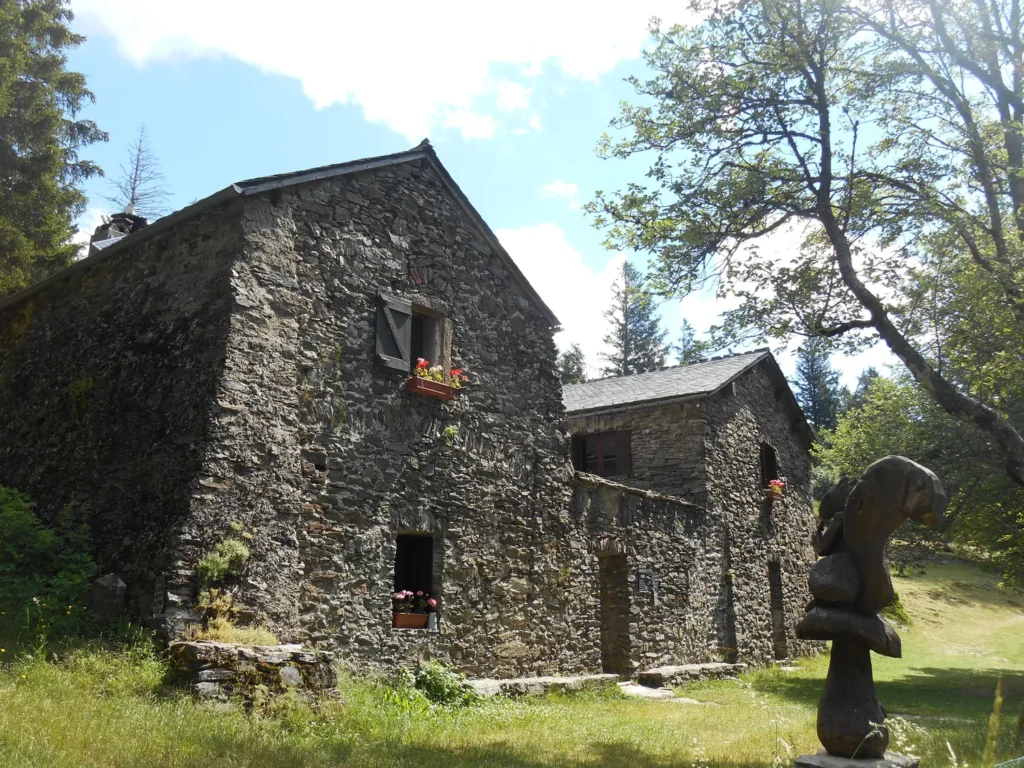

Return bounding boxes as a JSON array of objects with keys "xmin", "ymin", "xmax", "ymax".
[{"xmin": 0, "ymin": 142, "xmax": 817, "ymax": 677}]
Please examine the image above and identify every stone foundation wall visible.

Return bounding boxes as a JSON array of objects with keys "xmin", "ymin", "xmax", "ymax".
[
  {"xmin": 565, "ymin": 402, "xmax": 707, "ymax": 504},
  {"xmin": 702, "ymin": 362, "xmax": 818, "ymax": 664},
  {"xmin": 0, "ymin": 203, "xmax": 242, "ymax": 618}
]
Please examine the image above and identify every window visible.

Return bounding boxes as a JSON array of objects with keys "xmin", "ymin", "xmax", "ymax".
[
  {"xmin": 572, "ymin": 431, "xmax": 631, "ymax": 478},
  {"xmin": 760, "ymin": 443, "xmax": 779, "ymax": 488},
  {"xmin": 410, "ymin": 310, "xmax": 442, "ymax": 365},
  {"xmin": 394, "ymin": 534, "xmax": 434, "ymax": 595},
  {"xmin": 375, "ymin": 293, "xmax": 450, "ymax": 374}
]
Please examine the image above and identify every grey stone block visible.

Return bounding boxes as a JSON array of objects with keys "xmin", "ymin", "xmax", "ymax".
[{"xmin": 795, "ymin": 751, "xmax": 919, "ymax": 768}]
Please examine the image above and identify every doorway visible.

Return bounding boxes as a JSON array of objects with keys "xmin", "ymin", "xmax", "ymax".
[
  {"xmin": 598, "ymin": 553, "xmax": 633, "ymax": 675},
  {"xmin": 767, "ymin": 561, "xmax": 788, "ymax": 660}
]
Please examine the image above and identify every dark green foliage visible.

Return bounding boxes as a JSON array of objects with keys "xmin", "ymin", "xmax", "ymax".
[
  {"xmin": 817, "ymin": 375, "xmax": 1024, "ymax": 585},
  {"xmin": 0, "ymin": 486, "xmax": 96, "ymax": 643},
  {"xmin": 600, "ymin": 262, "xmax": 668, "ymax": 377},
  {"xmin": 413, "ymin": 660, "xmax": 479, "ymax": 707},
  {"xmin": 0, "ymin": 0, "xmax": 107, "ymax": 297},
  {"xmin": 556, "ymin": 343, "xmax": 588, "ymax": 384},
  {"xmin": 673, "ymin": 319, "xmax": 708, "ymax": 366},
  {"xmin": 793, "ymin": 339, "xmax": 844, "ymax": 431}
]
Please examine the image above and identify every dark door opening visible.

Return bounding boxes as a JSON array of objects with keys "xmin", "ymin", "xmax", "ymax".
[
  {"xmin": 395, "ymin": 534, "xmax": 434, "ymax": 594},
  {"xmin": 598, "ymin": 554, "xmax": 633, "ymax": 676},
  {"xmin": 767, "ymin": 561, "xmax": 788, "ymax": 660}
]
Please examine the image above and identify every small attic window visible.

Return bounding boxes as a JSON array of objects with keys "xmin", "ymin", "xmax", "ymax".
[
  {"xmin": 375, "ymin": 294, "xmax": 451, "ymax": 374},
  {"xmin": 411, "ymin": 310, "xmax": 442, "ymax": 366},
  {"xmin": 760, "ymin": 443, "xmax": 779, "ymax": 488}
]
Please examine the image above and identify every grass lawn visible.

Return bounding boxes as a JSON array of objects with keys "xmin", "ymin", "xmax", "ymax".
[{"xmin": 0, "ymin": 559, "xmax": 1021, "ymax": 767}]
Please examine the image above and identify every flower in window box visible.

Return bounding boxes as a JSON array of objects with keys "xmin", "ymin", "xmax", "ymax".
[
  {"xmin": 766, "ymin": 479, "xmax": 785, "ymax": 500},
  {"xmin": 449, "ymin": 368, "xmax": 469, "ymax": 388},
  {"xmin": 391, "ymin": 589, "xmax": 438, "ymax": 614}
]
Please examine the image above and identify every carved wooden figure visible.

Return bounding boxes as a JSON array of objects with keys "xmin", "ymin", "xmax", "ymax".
[{"xmin": 797, "ymin": 456, "xmax": 946, "ymax": 758}]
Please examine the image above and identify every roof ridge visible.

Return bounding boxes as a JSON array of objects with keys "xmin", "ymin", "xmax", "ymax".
[{"xmin": 564, "ymin": 347, "xmax": 770, "ymax": 389}]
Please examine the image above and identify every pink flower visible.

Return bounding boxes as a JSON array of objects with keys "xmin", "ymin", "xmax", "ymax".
[
  {"xmin": 427, "ymin": 598, "xmax": 437, "ymax": 608},
  {"xmin": 415, "ymin": 590, "xmax": 424, "ymax": 596}
]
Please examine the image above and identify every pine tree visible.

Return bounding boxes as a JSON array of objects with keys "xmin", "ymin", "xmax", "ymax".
[
  {"xmin": 0, "ymin": 0, "xmax": 107, "ymax": 297},
  {"xmin": 600, "ymin": 262, "xmax": 668, "ymax": 377},
  {"xmin": 839, "ymin": 367, "xmax": 881, "ymax": 414},
  {"xmin": 105, "ymin": 124, "xmax": 169, "ymax": 219},
  {"xmin": 674, "ymin": 319, "xmax": 708, "ymax": 366},
  {"xmin": 556, "ymin": 343, "xmax": 588, "ymax": 385},
  {"xmin": 794, "ymin": 339, "xmax": 844, "ymax": 431}
]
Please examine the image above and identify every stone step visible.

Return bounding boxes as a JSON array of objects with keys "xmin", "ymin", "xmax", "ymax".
[
  {"xmin": 635, "ymin": 662, "xmax": 747, "ymax": 688},
  {"xmin": 466, "ymin": 673, "xmax": 619, "ymax": 698}
]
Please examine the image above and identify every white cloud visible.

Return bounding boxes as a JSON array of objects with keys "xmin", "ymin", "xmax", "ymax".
[
  {"xmin": 73, "ymin": 1, "xmax": 691, "ymax": 142},
  {"xmin": 538, "ymin": 180, "xmax": 580, "ymax": 209},
  {"xmin": 498, "ymin": 222, "xmax": 624, "ymax": 376}
]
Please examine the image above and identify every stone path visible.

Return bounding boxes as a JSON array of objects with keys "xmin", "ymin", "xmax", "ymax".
[
  {"xmin": 466, "ymin": 673, "xmax": 619, "ymax": 697},
  {"xmin": 635, "ymin": 662, "xmax": 746, "ymax": 688}
]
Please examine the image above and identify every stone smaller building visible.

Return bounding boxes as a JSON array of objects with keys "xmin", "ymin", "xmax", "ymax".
[{"xmin": 564, "ymin": 350, "xmax": 817, "ymax": 664}]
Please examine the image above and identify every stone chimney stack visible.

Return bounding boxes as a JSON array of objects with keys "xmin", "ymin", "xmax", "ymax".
[{"xmin": 88, "ymin": 206, "xmax": 149, "ymax": 257}]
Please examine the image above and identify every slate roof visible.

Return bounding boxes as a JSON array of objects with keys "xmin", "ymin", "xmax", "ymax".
[
  {"xmin": 0, "ymin": 142, "xmax": 560, "ymax": 329},
  {"xmin": 563, "ymin": 349, "xmax": 771, "ymax": 414}
]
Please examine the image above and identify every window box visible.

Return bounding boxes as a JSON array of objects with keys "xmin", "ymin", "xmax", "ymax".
[
  {"xmin": 393, "ymin": 612, "xmax": 430, "ymax": 629},
  {"xmin": 765, "ymin": 488, "xmax": 784, "ymax": 501},
  {"xmin": 407, "ymin": 376, "xmax": 457, "ymax": 401}
]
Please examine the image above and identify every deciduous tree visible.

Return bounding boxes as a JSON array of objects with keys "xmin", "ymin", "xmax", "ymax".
[{"xmin": 590, "ymin": 0, "xmax": 1024, "ymax": 484}]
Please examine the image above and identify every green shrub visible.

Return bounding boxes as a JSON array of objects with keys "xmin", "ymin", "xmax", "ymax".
[
  {"xmin": 413, "ymin": 660, "xmax": 478, "ymax": 707},
  {"xmin": 881, "ymin": 590, "xmax": 912, "ymax": 626},
  {"xmin": 0, "ymin": 487, "xmax": 96, "ymax": 646},
  {"xmin": 197, "ymin": 538, "xmax": 250, "ymax": 587}
]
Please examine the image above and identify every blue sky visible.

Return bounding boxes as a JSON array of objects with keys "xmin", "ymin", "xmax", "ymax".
[{"xmin": 67, "ymin": 0, "xmax": 891, "ymax": 386}]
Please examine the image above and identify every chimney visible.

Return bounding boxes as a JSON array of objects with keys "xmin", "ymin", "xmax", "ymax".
[{"xmin": 88, "ymin": 205, "xmax": 149, "ymax": 257}]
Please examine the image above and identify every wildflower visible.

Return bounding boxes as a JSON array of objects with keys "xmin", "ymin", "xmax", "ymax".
[{"xmin": 1, "ymin": 648, "xmax": 5, "ymax": 653}]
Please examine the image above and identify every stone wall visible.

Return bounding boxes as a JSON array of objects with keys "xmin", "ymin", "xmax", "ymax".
[
  {"xmin": 193, "ymin": 160, "xmax": 599, "ymax": 677},
  {"xmin": 570, "ymin": 474, "xmax": 731, "ymax": 672},
  {"xmin": 701, "ymin": 361, "xmax": 818, "ymax": 664},
  {"xmin": 0, "ymin": 203, "xmax": 242, "ymax": 618},
  {"xmin": 565, "ymin": 402, "xmax": 707, "ymax": 503}
]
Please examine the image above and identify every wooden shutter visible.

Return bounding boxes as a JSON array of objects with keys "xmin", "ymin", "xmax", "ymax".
[
  {"xmin": 614, "ymin": 430, "xmax": 632, "ymax": 477},
  {"xmin": 375, "ymin": 294, "xmax": 412, "ymax": 371}
]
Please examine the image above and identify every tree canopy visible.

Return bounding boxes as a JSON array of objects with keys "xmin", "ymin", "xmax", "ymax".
[
  {"xmin": 590, "ymin": 0, "xmax": 1024, "ymax": 484},
  {"xmin": 673, "ymin": 319, "xmax": 709, "ymax": 365},
  {"xmin": 0, "ymin": 0, "xmax": 106, "ymax": 297},
  {"xmin": 556, "ymin": 343, "xmax": 588, "ymax": 385},
  {"xmin": 817, "ymin": 374, "xmax": 1024, "ymax": 584},
  {"xmin": 600, "ymin": 262, "xmax": 669, "ymax": 376},
  {"xmin": 794, "ymin": 338, "xmax": 844, "ymax": 430}
]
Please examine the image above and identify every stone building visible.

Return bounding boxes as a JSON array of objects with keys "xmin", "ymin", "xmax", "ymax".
[
  {"xmin": 564, "ymin": 352, "xmax": 817, "ymax": 664},
  {"xmin": 0, "ymin": 142, "xmax": 816, "ymax": 677}
]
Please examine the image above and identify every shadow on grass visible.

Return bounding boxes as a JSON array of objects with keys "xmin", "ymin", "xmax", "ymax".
[
  {"xmin": 752, "ymin": 663, "xmax": 1023, "ymax": 746},
  {"xmin": 137, "ymin": 729, "xmax": 772, "ymax": 768}
]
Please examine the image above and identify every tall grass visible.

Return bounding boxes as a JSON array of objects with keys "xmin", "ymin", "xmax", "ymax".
[{"xmin": 0, "ymin": 559, "xmax": 1021, "ymax": 768}]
